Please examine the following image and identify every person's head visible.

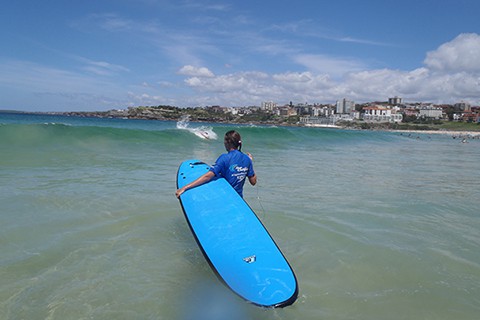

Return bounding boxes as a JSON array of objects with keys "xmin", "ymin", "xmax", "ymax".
[{"xmin": 224, "ymin": 130, "xmax": 242, "ymax": 151}]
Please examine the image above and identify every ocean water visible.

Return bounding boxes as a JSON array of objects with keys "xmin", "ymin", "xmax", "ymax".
[{"xmin": 1, "ymin": 113, "xmax": 479, "ymax": 319}]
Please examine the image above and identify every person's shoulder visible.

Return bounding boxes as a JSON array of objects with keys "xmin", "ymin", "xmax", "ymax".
[{"xmin": 214, "ymin": 152, "xmax": 230, "ymax": 165}]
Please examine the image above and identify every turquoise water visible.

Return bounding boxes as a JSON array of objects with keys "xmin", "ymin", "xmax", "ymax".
[{"xmin": 1, "ymin": 113, "xmax": 479, "ymax": 319}]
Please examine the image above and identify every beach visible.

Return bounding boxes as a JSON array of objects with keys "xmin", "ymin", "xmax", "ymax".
[
  {"xmin": 391, "ymin": 129, "xmax": 480, "ymax": 138},
  {"xmin": 1, "ymin": 112, "xmax": 480, "ymax": 319}
]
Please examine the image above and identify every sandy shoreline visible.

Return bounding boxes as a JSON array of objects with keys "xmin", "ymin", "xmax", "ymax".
[
  {"xmin": 304, "ymin": 123, "xmax": 480, "ymax": 138},
  {"xmin": 389, "ymin": 129, "xmax": 480, "ymax": 138}
]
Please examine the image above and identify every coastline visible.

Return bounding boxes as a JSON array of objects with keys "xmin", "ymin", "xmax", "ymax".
[
  {"xmin": 303, "ymin": 123, "xmax": 341, "ymax": 129},
  {"xmin": 291, "ymin": 122, "xmax": 480, "ymax": 138},
  {"xmin": 3, "ymin": 109, "xmax": 480, "ymax": 138},
  {"xmin": 389, "ymin": 129, "xmax": 480, "ymax": 138}
]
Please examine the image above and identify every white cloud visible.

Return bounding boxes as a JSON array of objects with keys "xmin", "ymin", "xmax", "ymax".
[
  {"xmin": 293, "ymin": 54, "xmax": 367, "ymax": 78},
  {"xmin": 337, "ymin": 36, "xmax": 391, "ymax": 46},
  {"xmin": 175, "ymin": 34, "xmax": 480, "ymax": 106},
  {"xmin": 272, "ymin": 72, "xmax": 313, "ymax": 83},
  {"xmin": 185, "ymin": 71, "xmax": 268, "ymax": 92},
  {"xmin": 185, "ymin": 77, "xmax": 202, "ymax": 87},
  {"xmin": 82, "ymin": 59, "xmax": 130, "ymax": 76},
  {"xmin": 181, "ymin": 70, "xmax": 332, "ymax": 105},
  {"xmin": 126, "ymin": 91, "xmax": 171, "ymax": 106},
  {"xmin": 272, "ymin": 72, "xmax": 333, "ymax": 97},
  {"xmin": 424, "ymin": 33, "xmax": 480, "ymax": 73},
  {"xmin": 178, "ymin": 65, "xmax": 215, "ymax": 77}
]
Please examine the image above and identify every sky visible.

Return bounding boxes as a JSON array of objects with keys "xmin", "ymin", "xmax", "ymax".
[{"xmin": 1, "ymin": 0, "xmax": 480, "ymax": 111}]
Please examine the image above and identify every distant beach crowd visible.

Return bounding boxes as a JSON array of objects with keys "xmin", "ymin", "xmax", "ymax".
[{"xmin": 396, "ymin": 130, "xmax": 480, "ymax": 142}]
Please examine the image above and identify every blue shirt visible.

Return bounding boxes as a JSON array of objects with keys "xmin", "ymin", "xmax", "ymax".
[{"xmin": 210, "ymin": 150, "xmax": 255, "ymax": 197}]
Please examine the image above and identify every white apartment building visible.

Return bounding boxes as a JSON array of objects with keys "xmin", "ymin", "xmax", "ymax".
[
  {"xmin": 419, "ymin": 107, "xmax": 443, "ymax": 119},
  {"xmin": 362, "ymin": 106, "xmax": 403, "ymax": 123},
  {"xmin": 261, "ymin": 101, "xmax": 277, "ymax": 111}
]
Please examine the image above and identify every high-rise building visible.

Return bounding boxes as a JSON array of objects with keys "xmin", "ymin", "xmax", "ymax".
[
  {"xmin": 336, "ymin": 98, "xmax": 355, "ymax": 114},
  {"xmin": 388, "ymin": 96, "xmax": 402, "ymax": 105}
]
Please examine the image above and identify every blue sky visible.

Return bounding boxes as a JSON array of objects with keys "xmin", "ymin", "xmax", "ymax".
[{"xmin": 1, "ymin": 0, "xmax": 480, "ymax": 111}]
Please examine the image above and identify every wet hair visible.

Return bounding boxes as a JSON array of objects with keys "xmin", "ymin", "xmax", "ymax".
[{"xmin": 224, "ymin": 130, "xmax": 242, "ymax": 151}]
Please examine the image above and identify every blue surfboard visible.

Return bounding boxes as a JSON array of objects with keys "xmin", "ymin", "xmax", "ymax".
[{"xmin": 176, "ymin": 159, "xmax": 298, "ymax": 308}]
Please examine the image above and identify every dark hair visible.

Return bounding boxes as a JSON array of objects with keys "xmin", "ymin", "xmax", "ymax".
[{"xmin": 224, "ymin": 130, "xmax": 242, "ymax": 151}]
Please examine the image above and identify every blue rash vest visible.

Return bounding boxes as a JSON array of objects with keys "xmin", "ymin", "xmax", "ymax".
[{"xmin": 210, "ymin": 150, "xmax": 255, "ymax": 197}]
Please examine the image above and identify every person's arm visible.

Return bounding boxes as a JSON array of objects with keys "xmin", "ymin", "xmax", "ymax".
[
  {"xmin": 246, "ymin": 152, "xmax": 257, "ymax": 186},
  {"xmin": 175, "ymin": 171, "xmax": 215, "ymax": 198},
  {"xmin": 248, "ymin": 174, "xmax": 257, "ymax": 186}
]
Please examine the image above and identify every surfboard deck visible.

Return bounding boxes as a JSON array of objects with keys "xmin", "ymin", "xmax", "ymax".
[{"xmin": 176, "ymin": 159, "xmax": 298, "ymax": 308}]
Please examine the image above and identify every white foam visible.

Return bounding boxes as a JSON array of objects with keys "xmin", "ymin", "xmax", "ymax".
[{"xmin": 176, "ymin": 115, "xmax": 217, "ymax": 140}]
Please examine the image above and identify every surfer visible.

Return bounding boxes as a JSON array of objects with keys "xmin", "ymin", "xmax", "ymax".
[{"xmin": 176, "ymin": 130, "xmax": 257, "ymax": 198}]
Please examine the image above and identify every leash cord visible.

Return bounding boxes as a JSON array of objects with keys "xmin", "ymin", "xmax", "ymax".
[{"xmin": 255, "ymin": 184, "xmax": 267, "ymax": 220}]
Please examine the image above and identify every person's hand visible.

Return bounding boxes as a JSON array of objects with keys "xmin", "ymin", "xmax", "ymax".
[
  {"xmin": 247, "ymin": 152, "xmax": 253, "ymax": 161},
  {"xmin": 175, "ymin": 188, "xmax": 185, "ymax": 198}
]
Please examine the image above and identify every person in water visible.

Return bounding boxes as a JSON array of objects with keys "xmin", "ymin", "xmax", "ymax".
[{"xmin": 175, "ymin": 130, "xmax": 257, "ymax": 198}]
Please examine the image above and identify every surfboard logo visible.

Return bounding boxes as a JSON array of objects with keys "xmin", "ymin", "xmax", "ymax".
[{"xmin": 243, "ymin": 255, "xmax": 256, "ymax": 263}]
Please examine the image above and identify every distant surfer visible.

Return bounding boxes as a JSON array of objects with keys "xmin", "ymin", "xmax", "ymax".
[{"xmin": 176, "ymin": 130, "xmax": 256, "ymax": 198}]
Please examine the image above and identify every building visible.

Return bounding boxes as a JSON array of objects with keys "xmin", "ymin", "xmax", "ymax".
[
  {"xmin": 336, "ymin": 98, "xmax": 355, "ymax": 114},
  {"xmin": 403, "ymin": 108, "xmax": 419, "ymax": 117},
  {"xmin": 312, "ymin": 106, "xmax": 335, "ymax": 117},
  {"xmin": 227, "ymin": 107, "xmax": 239, "ymax": 115},
  {"xmin": 461, "ymin": 112, "xmax": 480, "ymax": 122},
  {"xmin": 276, "ymin": 106, "xmax": 297, "ymax": 117},
  {"xmin": 362, "ymin": 106, "xmax": 403, "ymax": 123},
  {"xmin": 419, "ymin": 107, "xmax": 443, "ymax": 120},
  {"xmin": 299, "ymin": 116, "xmax": 338, "ymax": 126},
  {"xmin": 261, "ymin": 101, "xmax": 276, "ymax": 111},
  {"xmin": 454, "ymin": 102, "xmax": 471, "ymax": 112},
  {"xmin": 295, "ymin": 104, "xmax": 312, "ymax": 116},
  {"xmin": 388, "ymin": 96, "xmax": 403, "ymax": 105}
]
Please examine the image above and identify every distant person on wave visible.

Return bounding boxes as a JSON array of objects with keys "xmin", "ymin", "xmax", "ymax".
[{"xmin": 175, "ymin": 130, "xmax": 257, "ymax": 198}]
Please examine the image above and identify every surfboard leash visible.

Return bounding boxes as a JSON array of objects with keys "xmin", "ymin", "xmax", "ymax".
[{"xmin": 255, "ymin": 183, "xmax": 267, "ymax": 220}]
